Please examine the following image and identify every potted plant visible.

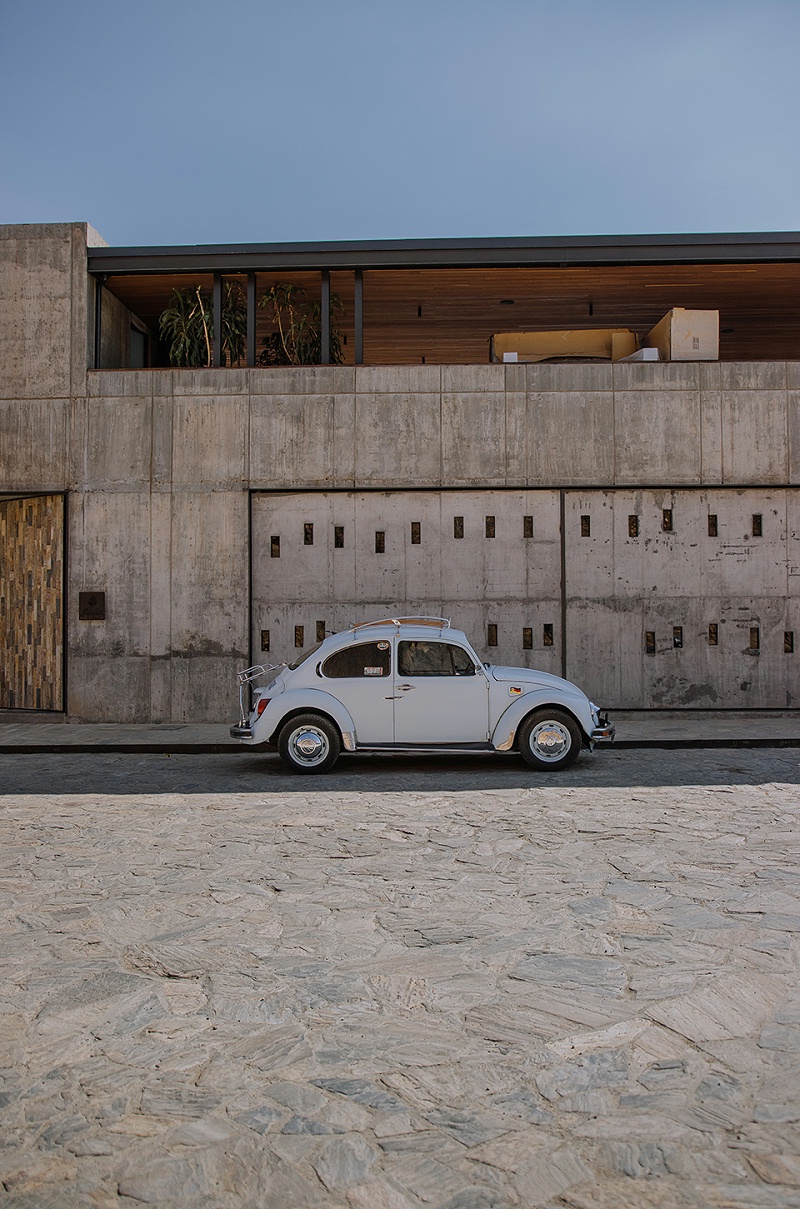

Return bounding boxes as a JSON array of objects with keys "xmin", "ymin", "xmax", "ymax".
[
  {"xmin": 258, "ymin": 283, "xmax": 345, "ymax": 365},
  {"xmin": 159, "ymin": 283, "xmax": 247, "ymax": 367}
]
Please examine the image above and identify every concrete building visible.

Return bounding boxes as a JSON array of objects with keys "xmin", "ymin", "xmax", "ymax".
[{"xmin": 1, "ymin": 221, "xmax": 799, "ymax": 722}]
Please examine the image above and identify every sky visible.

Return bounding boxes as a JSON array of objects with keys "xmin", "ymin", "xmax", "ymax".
[{"xmin": 1, "ymin": 0, "xmax": 800, "ymax": 247}]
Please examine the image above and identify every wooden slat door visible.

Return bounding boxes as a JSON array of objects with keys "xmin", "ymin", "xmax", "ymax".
[{"xmin": 0, "ymin": 495, "xmax": 64, "ymax": 711}]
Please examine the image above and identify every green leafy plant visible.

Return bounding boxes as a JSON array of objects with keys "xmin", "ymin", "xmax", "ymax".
[
  {"xmin": 258, "ymin": 282, "xmax": 345, "ymax": 365},
  {"xmin": 159, "ymin": 283, "xmax": 247, "ymax": 367}
]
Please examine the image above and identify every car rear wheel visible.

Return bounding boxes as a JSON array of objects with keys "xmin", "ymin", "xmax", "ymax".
[
  {"xmin": 278, "ymin": 714, "xmax": 341, "ymax": 774},
  {"xmin": 518, "ymin": 708, "xmax": 581, "ymax": 771}
]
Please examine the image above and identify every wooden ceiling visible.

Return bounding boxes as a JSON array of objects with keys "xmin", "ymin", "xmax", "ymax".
[{"xmin": 105, "ymin": 262, "xmax": 800, "ymax": 365}]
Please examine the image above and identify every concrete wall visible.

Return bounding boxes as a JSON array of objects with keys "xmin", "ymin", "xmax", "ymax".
[{"xmin": 0, "ymin": 225, "xmax": 798, "ymax": 719}]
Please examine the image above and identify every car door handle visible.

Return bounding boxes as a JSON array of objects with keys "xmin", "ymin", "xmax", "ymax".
[{"xmin": 396, "ymin": 684, "xmax": 415, "ymax": 691}]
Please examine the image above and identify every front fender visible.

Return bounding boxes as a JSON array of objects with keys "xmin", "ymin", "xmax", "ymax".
[
  {"xmin": 491, "ymin": 692, "xmax": 590, "ymax": 752},
  {"xmin": 248, "ymin": 689, "xmax": 357, "ymax": 748}
]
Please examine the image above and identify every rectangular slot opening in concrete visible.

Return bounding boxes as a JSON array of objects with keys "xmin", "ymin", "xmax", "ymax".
[
  {"xmin": 453, "ymin": 516, "xmax": 464, "ymax": 539},
  {"xmin": 580, "ymin": 515, "xmax": 591, "ymax": 537},
  {"xmin": 673, "ymin": 626, "xmax": 683, "ymax": 649},
  {"xmin": 485, "ymin": 515, "xmax": 496, "ymax": 538},
  {"xmin": 752, "ymin": 513, "xmax": 763, "ymax": 537},
  {"xmin": 411, "ymin": 522, "xmax": 421, "ymax": 545},
  {"xmin": 628, "ymin": 514, "xmax": 639, "ymax": 538},
  {"xmin": 785, "ymin": 631, "xmax": 795, "ymax": 654},
  {"xmin": 487, "ymin": 623, "xmax": 498, "ymax": 646},
  {"xmin": 708, "ymin": 514, "xmax": 718, "ymax": 537},
  {"xmin": 708, "ymin": 623, "xmax": 719, "ymax": 646},
  {"xmin": 294, "ymin": 625, "xmax": 304, "ymax": 648},
  {"xmin": 543, "ymin": 623, "xmax": 554, "ymax": 647},
  {"xmin": 523, "ymin": 515, "xmax": 533, "ymax": 539},
  {"xmin": 334, "ymin": 525, "xmax": 344, "ymax": 548},
  {"xmin": 750, "ymin": 626, "xmax": 760, "ymax": 651},
  {"xmin": 662, "ymin": 509, "xmax": 673, "ymax": 532},
  {"xmin": 270, "ymin": 535, "xmax": 280, "ymax": 558},
  {"xmin": 375, "ymin": 530, "xmax": 385, "ymax": 554},
  {"xmin": 260, "ymin": 629, "xmax": 270, "ymax": 652},
  {"xmin": 316, "ymin": 620, "xmax": 326, "ymax": 641},
  {"xmin": 304, "ymin": 522, "xmax": 314, "ymax": 546},
  {"xmin": 645, "ymin": 630, "xmax": 656, "ymax": 655},
  {"xmin": 522, "ymin": 626, "xmax": 533, "ymax": 650}
]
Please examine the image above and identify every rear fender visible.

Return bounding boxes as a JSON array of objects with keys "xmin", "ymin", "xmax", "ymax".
[{"xmin": 250, "ymin": 689, "xmax": 357, "ymax": 749}]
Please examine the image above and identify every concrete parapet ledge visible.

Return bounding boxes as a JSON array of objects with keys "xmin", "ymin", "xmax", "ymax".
[{"xmin": 0, "ymin": 712, "xmax": 797, "ymax": 753}]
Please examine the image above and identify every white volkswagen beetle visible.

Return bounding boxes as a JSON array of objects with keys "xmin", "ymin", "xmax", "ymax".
[{"xmin": 231, "ymin": 617, "xmax": 614, "ymax": 774}]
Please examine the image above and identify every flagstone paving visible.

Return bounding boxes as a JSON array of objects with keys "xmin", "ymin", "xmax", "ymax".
[{"xmin": 1, "ymin": 749, "xmax": 799, "ymax": 1207}]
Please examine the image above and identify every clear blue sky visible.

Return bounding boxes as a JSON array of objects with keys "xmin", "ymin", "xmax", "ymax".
[{"xmin": 2, "ymin": 0, "xmax": 799, "ymax": 246}]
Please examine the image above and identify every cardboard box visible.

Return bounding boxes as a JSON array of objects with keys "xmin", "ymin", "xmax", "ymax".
[
  {"xmin": 491, "ymin": 328, "xmax": 638, "ymax": 363},
  {"xmin": 646, "ymin": 308, "xmax": 719, "ymax": 361}
]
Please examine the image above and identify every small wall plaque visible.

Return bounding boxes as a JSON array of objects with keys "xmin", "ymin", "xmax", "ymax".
[{"xmin": 79, "ymin": 591, "xmax": 106, "ymax": 620}]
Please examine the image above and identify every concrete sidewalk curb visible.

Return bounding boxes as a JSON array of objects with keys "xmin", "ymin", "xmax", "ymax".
[{"xmin": 1, "ymin": 737, "xmax": 799, "ymax": 755}]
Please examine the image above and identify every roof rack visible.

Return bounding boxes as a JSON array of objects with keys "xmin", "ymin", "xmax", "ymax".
[{"xmin": 351, "ymin": 616, "xmax": 451, "ymax": 631}]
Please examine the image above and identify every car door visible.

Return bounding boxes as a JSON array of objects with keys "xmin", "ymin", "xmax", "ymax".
[
  {"xmin": 393, "ymin": 639, "xmax": 490, "ymax": 744},
  {"xmin": 317, "ymin": 640, "xmax": 394, "ymax": 744}
]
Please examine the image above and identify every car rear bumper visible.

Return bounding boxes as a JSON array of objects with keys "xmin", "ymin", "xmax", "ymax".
[{"xmin": 230, "ymin": 723, "xmax": 253, "ymax": 740}]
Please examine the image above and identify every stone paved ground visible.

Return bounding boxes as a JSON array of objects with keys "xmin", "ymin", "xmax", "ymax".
[{"xmin": 1, "ymin": 748, "xmax": 800, "ymax": 1208}]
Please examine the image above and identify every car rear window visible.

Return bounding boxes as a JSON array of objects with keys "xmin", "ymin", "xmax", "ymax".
[{"xmin": 321, "ymin": 641, "xmax": 391, "ymax": 678}]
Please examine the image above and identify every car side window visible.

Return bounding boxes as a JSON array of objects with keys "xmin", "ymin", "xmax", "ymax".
[
  {"xmin": 398, "ymin": 641, "xmax": 476, "ymax": 677},
  {"xmin": 321, "ymin": 641, "xmax": 391, "ymax": 678}
]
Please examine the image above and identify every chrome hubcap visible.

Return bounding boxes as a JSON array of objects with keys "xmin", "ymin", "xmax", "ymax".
[
  {"xmin": 530, "ymin": 721, "xmax": 571, "ymax": 762},
  {"xmin": 291, "ymin": 727, "xmax": 328, "ymax": 764}
]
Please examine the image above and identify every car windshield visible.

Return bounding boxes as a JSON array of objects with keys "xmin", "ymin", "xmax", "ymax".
[{"xmin": 287, "ymin": 640, "xmax": 325, "ymax": 671}]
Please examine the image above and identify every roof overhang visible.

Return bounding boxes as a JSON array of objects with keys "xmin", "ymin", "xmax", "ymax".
[{"xmin": 87, "ymin": 232, "xmax": 800, "ymax": 276}]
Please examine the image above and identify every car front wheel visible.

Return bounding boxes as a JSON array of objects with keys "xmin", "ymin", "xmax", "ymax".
[
  {"xmin": 277, "ymin": 714, "xmax": 341, "ymax": 774},
  {"xmin": 518, "ymin": 708, "xmax": 581, "ymax": 771}
]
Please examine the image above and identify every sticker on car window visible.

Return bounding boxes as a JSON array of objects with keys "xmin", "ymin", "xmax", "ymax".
[
  {"xmin": 363, "ymin": 667, "xmax": 384, "ymax": 676},
  {"xmin": 377, "ymin": 641, "xmax": 390, "ymax": 650}
]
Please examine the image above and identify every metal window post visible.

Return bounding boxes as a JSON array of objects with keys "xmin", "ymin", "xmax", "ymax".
[
  {"xmin": 354, "ymin": 269, "xmax": 363, "ymax": 365},
  {"xmin": 247, "ymin": 272, "xmax": 257, "ymax": 367},
  {"xmin": 321, "ymin": 269, "xmax": 330, "ymax": 365},
  {"xmin": 213, "ymin": 273, "xmax": 222, "ymax": 367},
  {"xmin": 93, "ymin": 276, "xmax": 104, "ymax": 369}
]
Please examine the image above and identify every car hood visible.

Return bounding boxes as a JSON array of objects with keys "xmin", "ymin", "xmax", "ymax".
[{"xmin": 489, "ymin": 665, "xmax": 584, "ymax": 695}]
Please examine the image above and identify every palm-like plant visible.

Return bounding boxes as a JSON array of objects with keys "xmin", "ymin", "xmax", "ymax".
[
  {"xmin": 258, "ymin": 283, "xmax": 345, "ymax": 365},
  {"xmin": 159, "ymin": 283, "xmax": 247, "ymax": 367}
]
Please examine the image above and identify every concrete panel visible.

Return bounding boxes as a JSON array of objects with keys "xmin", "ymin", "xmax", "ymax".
[
  {"xmin": 613, "ymin": 362, "xmax": 700, "ymax": 392},
  {"xmin": 786, "ymin": 491, "xmax": 800, "ymax": 598},
  {"xmin": 0, "ymin": 225, "xmax": 74, "ymax": 399},
  {"xmin": 357, "ymin": 365, "xmax": 440, "ymax": 394},
  {"xmin": 505, "ymin": 392, "xmax": 527, "ymax": 485},
  {"xmin": 700, "ymin": 391, "xmax": 723, "ymax": 483},
  {"xmin": 69, "ymin": 491, "xmax": 152, "ymax": 654},
  {"xmin": 707, "ymin": 362, "xmax": 788, "ymax": 390},
  {"xmin": 721, "ymin": 392, "xmax": 788, "ymax": 484},
  {"xmin": 149, "ymin": 492, "xmax": 172, "ymax": 658},
  {"xmin": 151, "ymin": 395, "xmax": 174, "ymax": 487},
  {"xmin": 528, "ymin": 392, "xmax": 614, "ymax": 486},
  {"xmin": 84, "ymin": 397, "xmax": 153, "ymax": 488},
  {"xmin": 527, "ymin": 363, "xmax": 613, "ymax": 392},
  {"xmin": 613, "ymin": 391, "xmax": 701, "ymax": 484},
  {"xmin": 169, "ymin": 491, "xmax": 248, "ymax": 658},
  {"xmin": 441, "ymin": 365, "xmax": 504, "ymax": 393},
  {"xmin": 354, "ymin": 393, "xmax": 441, "ymax": 486},
  {"xmin": 170, "ymin": 655, "xmax": 243, "ymax": 722},
  {"xmin": 787, "ymin": 363, "xmax": 800, "ymax": 389},
  {"xmin": 250, "ymin": 394, "xmax": 335, "ymax": 488},
  {"xmin": 172, "ymin": 368, "xmax": 249, "ymax": 395},
  {"xmin": 171, "ymin": 396, "xmax": 248, "ymax": 487},
  {"xmin": 70, "ymin": 227, "xmax": 92, "ymax": 398},
  {"xmin": 88, "ymin": 371, "xmax": 154, "ymax": 398},
  {"xmin": 441, "ymin": 392, "xmax": 506, "ymax": 486},
  {"xmin": 789, "ymin": 391, "xmax": 800, "ymax": 485},
  {"xmin": 250, "ymin": 489, "xmax": 562, "ymax": 671},
  {"xmin": 565, "ymin": 599, "xmax": 643, "ymax": 708},
  {"xmin": 0, "ymin": 399, "xmax": 68, "ymax": 489},
  {"xmin": 699, "ymin": 489, "xmax": 788, "ymax": 598},
  {"xmin": 254, "ymin": 366, "xmax": 355, "ymax": 395},
  {"xmin": 67, "ymin": 655, "xmax": 151, "ymax": 722}
]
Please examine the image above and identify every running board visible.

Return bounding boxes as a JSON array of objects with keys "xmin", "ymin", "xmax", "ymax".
[{"xmin": 355, "ymin": 742, "xmax": 496, "ymax": 753}]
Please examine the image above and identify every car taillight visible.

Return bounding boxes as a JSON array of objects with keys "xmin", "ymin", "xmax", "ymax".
[{"xmin": 256, "ymin": 698, "xmax": 271, "ymax": 716}]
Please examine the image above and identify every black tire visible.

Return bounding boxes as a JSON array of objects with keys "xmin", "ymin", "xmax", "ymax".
[
  {"xmin": 277, "ymin": 714, "xmax": 341, "ymax": 774},
  {"xmin": 517, "ymin": 708, "xmax": 582, "ymax": 771}
]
